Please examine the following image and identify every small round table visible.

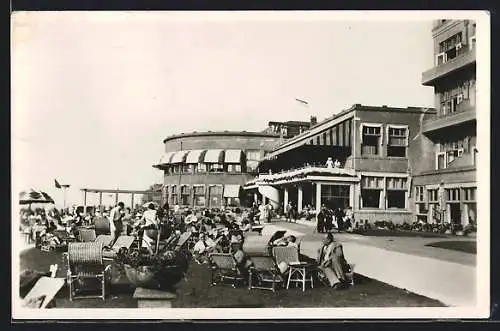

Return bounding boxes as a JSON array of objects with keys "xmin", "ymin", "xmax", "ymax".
[{"xmin": 286, "ymin": 262, "xmax": 316, "ymax": 292}]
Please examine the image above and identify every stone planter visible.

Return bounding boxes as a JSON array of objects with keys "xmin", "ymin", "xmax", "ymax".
[{"xmin": 123, "ymin": 264, "xmax": 185, "ymax": 291}]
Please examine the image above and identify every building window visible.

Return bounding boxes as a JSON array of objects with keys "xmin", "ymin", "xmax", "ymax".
[
  {"xmin": 180, "ymin": 185, "xmax": 191, "ymax": 205},
  {"xmin": 208, "ymin": 163, "xmax": 224, "ymax": 172},
  {"xmin": 321, "ymin": 185, "xmax": 350, "ymax": 209},
  {"xmin": 361, "ymin": 176, "xmax": 383, "ymax": 209},
  {"xmin": 361, "ymin": 125, "xmax": 381, "ymax": 156},
  {"xmin": 208, "ymin": 185, "xmax": 223, "ymax": 208},
  {"xmin": 246, "ymin": 150, "xmax": 261, "ymax": 161},
  {"xmin": 197, "ymin": 163, "xmax": 207, "ymax": 173},
  {"xmin": 463, "ymin": 187, "xmax": 476, "ymax": 201},
  {"xmin": 386, "ymin": 177, "xmax": 408, "ymax": 209},
  {"xmin": 387, "ymin": 126, "xmax": 408, "ymax": 157},
  {"xmin": 415, "ymin": 186, "xmax": 425, "ymax": 202},
  {"xmin": 436, "ymin": 152, "xmax": 446, "ymax": 170},
  {"xmin": 170, "ymin": 185, "xmax": 178, "ymax": 205},
  {"xmin": 226, "ymin": 164, "xmax": 241, "ymax": 173},
  {"xmin": 181, "ymin": 164, "xmax": 190, "ymax": 174},
  {"xmin": 473, "ymin": 147, "xmax": 478, "ymax": 165},
  {"xmin": 446, "ymin": 188, "xmax": 461, "ymax": 202},
  {"xmin": 193, "ymin": 186, "xmax": 205, "ymax": 207},
  {"xmin": 437, "ymin": 32, "xmax": 464, "ymax": 65}
]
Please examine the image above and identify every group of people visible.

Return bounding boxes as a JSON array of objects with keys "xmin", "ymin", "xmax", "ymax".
[{"xmin": 316, "ymin": 205, "xmax": 354, "ymax": 233}]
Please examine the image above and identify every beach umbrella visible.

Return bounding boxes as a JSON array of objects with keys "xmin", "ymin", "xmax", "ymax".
[{"xmin": 19, "ymin": 189, "xmax": 55, "ymax": 205}]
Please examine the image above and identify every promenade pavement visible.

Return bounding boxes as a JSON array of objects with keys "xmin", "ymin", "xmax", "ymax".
[{"xmin": 265, "ymin": 219, "xmax": 477, "ymax": 307}]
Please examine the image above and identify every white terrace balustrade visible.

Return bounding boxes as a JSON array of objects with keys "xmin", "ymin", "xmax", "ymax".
[{"xmin": 251, "ymin": 164, "xmax": 356, "ymax": 185}]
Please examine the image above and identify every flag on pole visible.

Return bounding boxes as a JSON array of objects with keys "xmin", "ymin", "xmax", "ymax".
[{"xmin": 55, "ymin": 179, "xmax": 62, "ymax": 189}]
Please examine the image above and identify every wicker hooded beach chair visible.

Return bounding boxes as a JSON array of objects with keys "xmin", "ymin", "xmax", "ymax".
[
  {"xmin": 66, "ymin": 242, "xmax": 108, "ymax": 300},
  {"xmin": 77, "ymin": 228, "xmax": 97, "ymax": 242},
  {"xmin": 209, "ymin": 253, "xmax": 245, "ymax": 288}
]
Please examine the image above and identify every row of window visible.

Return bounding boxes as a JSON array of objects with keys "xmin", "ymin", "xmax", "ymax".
[
  {"xmin": 415, "ymin": 186, "xmax": 476, "ymax": 203},
  {"xmin": 360, "ymin": 176, "xmax": 408, "ymax": 209},
  {"xmin": 165, "ymin": 185, "xmax": 223, "ymax": 207},
  {"xmin": 438, "ymin": 80, "xmax": 476, "ymax": 116},
  {"xmin": 436, "ymin": 31, "xmax": 475, "ymax": 66},
  {"xmin": 361, "ymin": 124, "xmax": 409, "ymax": 157},
  {"xmin": 165, "ymin": 163, "xmax": 243, "ymax": 175}
]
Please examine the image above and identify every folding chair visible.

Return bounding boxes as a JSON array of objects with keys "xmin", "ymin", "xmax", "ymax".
[
  {"xmin": 22, "ymin": 277, "xmax": 65, "ymax": 308},
  {"xmin": 95, "ymin": 235, "xmax": 114, "ymax": 248},
  {"xmin": 248, "ymin": 256, "xmax": 284, "ymax": 292},
  {"xmin": 66, "ymin": 242, "xmax": 108, "ymax": 300},
  {"xmin": 102, "ymin": 235, "xmax": 136, "ymax": 259},
  {"xmin": 174, "ymin": 232, "xmax": 192, "ymax": 252},
  {"xmin": 77, "ymin": 228, "xmax": 97, "ymax": 242},
  {"xmin": 209, "ymin": 253, "xmax": 245, "ymax": 288}
]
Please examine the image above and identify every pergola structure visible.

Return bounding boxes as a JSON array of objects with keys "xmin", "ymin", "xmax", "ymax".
[{"xmin": 80, "ymin": 188, "xmax": 162, "ymax": 210}]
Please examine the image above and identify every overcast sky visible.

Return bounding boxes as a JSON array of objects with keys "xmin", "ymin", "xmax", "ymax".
[{"xmin": 12, "ymin": 12, "xmax": 436, "ymax": 207}]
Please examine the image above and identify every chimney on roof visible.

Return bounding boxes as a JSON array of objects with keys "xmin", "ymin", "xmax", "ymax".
[{"xmin": 310, "ymin": 116, "xmax": 317, "ymax": 126}]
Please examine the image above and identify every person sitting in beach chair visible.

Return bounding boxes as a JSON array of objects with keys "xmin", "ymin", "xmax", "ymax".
[
  {"xmin": 316, "ymin": 232, "xmax": 351, "ymax": 290},
  {"xmin": 192, "ymin": 232, "xmax": 217, "ymax": 264}
]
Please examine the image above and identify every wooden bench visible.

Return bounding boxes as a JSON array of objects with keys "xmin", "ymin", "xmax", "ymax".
[{"xmin": 133, "ymin": 287, "xmax": 177, "ymax": 308}]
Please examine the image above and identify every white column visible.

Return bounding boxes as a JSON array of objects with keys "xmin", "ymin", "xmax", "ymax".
[
  {"xmin": 349, "ymin": 184, "xmax": 354, "ymax": 209},
  {"xmin": 284, "ymin": 187, "xmax": 289, "ymax": 212},
  {"xmin": 297, "ymin": 185, "xmax": 303, "ymax": 213},
  {"xmin": 315, "ymin": 182, "xmax": 322, "ymax": 210},
  {"xmin": 253, "ymin": 193, "xmax": 258, "ymax": 204}
]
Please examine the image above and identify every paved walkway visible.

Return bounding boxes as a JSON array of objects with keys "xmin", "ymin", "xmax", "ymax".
[{"xmin": 266, "ymin": 220, "xmax": 477, "ymax": 307}]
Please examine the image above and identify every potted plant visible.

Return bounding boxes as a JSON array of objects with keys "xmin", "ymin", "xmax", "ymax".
[{"xmin": 114, "ymin": 230, "xmax": 190, "ymax": 291}]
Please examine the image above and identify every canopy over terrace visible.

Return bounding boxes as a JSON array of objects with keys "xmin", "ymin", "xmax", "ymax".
[
  {"xmin": 81, "ymin": 188, "xmax": 162, "ymax": 210},
  {"xmin": 259, "ymin": 110, "xmax": 355, "ymax": 173}
]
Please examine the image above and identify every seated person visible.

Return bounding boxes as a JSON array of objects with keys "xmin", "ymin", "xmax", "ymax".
[
  {"xmin": 272, "ymin": 235, "xmax": 298, "ymax": 248},
  {"xmin": 232, "ymin": 242, "xmax": 253, "ymax": 278},
  {"xmin": 240, "ymin": 219, "xmax": 252, "ymax": 232},
  {"xmin": 316, "ymin": 233, "xmax": 351, "ymax": 289},
  {"xmin": 192, "ymin": 232, "xmax": 217, "ymax": 263}
]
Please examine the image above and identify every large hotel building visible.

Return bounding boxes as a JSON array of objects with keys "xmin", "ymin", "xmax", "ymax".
[
  {"xmin": 153, "ymin": 20, "xmax": 477, "ymax": 226},
  {"xmin": 413, "ymin": 19, "xmax": 477, "ymax": 226}
]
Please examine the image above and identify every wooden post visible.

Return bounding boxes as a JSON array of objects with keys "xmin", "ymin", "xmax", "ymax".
[
  {"xmin": 99, "ymin": 192, "xmax": 103, "ymax": 206},
  {"xmin": 115, "ymin": 192, "xmax": 119, "ymax": 205},
  {"xmin": 131, "ymin": 193, "xmax": 135, "ymax": 209}
]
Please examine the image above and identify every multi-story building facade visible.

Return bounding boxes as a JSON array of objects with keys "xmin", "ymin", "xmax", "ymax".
[
  {"xmin": 244, "ymin": 104, "xmax": 434, "ymax": 224},
  {"xmin": 413, "ymin": 19, "xmax": 477, "ymax": 226},
  {"xmin": 153, "ymin": 131, "xmax": 283, "ymax": 209}
]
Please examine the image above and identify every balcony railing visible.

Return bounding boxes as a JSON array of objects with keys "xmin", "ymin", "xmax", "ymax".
[
  {"xmin": 422, "ymin": 47, "xmax": 476, "ymax": 86},
  {"xmin": 422, "ymin": 101, "xmax": 475, "ymax": 133},
  {"xmin": 244, "ymin": 165, "xmax": 357, "ymax": 186}
]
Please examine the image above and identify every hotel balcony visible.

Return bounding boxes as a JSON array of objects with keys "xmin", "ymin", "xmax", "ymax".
[
  {"xmin": 244, "ymin": 165, "xmax": 358, "ymax": 187},
  {"xmin": 422, "ymin": 101, "xmax": 475, "ymax": 134},
  {"xmin": 422, "ymin": 47, "xmax": 476, "ymax": 86}
]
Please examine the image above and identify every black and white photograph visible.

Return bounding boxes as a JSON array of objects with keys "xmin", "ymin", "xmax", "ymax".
[{"xmin": 11, "ymin": 11, "xmax": 490, "ymax": 319}]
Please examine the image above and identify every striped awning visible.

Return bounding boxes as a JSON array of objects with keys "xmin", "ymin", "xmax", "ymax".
[
  {"xmin": 204, "ymin": 149, "xmax": 224, "ymax": 163},
  {"xmin": 185, "ymin": 149, "xmax": 205, "ymax": 164},
  {"xmin": 224, "ymin": 149, "xmax": 242, "ymax": 163},
  {"xmin": 158, "ymin": 151, "xmax": 175, "ymax": 165},
  {"xmin": 223, "ymin": 184, "xmax": 241, "ymax": 198},
  {"xmin": 171, "ymin": 150, "xmax": 190, "ymax": 164}
]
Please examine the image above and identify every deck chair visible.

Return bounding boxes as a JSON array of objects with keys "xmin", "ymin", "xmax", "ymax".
[
  {"xmin": 102, "ymin": 235, "xmax": 136, "ymax": 259},
  {"xmin": 273, "ymin": 246, "xmax": 315, "ymax": 291},
  {"xmin": 209, "ymin": 253, "xmax": 245, "ymax": 288},
  {"xmin": 22, "ymin": 277, "xmax": 65, "ymax": 308},
  {"xmin": 174, "ymin": 232, "xmax": 192, "ymax": 252},
  {"xmin": 66, "ymin": 242, "xmax": 108, "ymax": 300},
  {"xmin": 248, "ymin": 256, "xmax": 284, "ymax": 292},
  {"xmin": 77, "ymin": 228, "xmax": 97, "ymax": 242},
  {"xmin": 95, "ymin": 235, "xmax": 114, "ymax": 248}
]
